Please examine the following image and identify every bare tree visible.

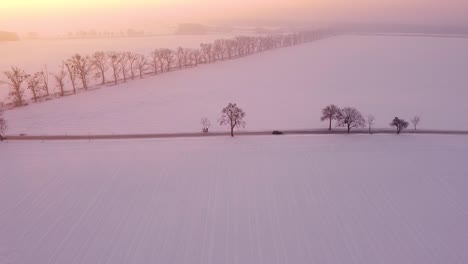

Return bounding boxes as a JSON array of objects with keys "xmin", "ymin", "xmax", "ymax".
[
  {"xmin": 320, "ymin": 104, "xmax": 341, "ymax": 130},
  {"xmin": 118, "ymin": 52, "xmax": 129, "ymax": 82},
  {"xmin": 27, "ymin": 72, "xmax": 43, "ymax": 103},
  {"xmin": 64, "ymin": 61, "xmax": 77, "ymax": 94},
  {"xmin": 68, "ymin": 54, "xmax": 92, "ymax": 90},
  {"xmin": 0, "ymin": 109, "xmax": 6, "ymax": 140},
  {"xmin": 135, "ymin": 54, "xmax": 147, "ymax": 79},
  {"xmin": 213, "ymin": 39, "xmax": 225, "ymax": 60},
  {"xmin": 107, "ymin": 52, "xmax": 121, "ymax": 85},
  {"xmin": 127, "ymin": 52, "xmax": 138, "ymax": 80},
  {"xmin": 367, "ymin": 115, "xmax": 375, "ymax": 134},
  {"xmin": 191, "ymin": 49, "xmax": 201, "ymax": 66},
  {"xmin": 201, "ymin": 118, "xmax": 211, "ymax": 133},
  {"xmin": 219, "ymin": 103, "xmax": 246, "ymax": 137},
  {"xmin": 2, "ymin": 66, "xmax": 29, "ymax": 106},
  {"xmin": 40, "ymin": 65, "xmax": 50, "ymax": 96},
  {"xmin": 337, "ymin": 107, "xmax": 366, "ymax": 133},
  {"xmin": 54, "ymin": 63, "xmax": 67, "ymax": 97},
  {"xmin": 91, "ymin": 51, "xmax": 108, "ymax": 85},
  {"xmin": 149, "ymin": 49, "xmax": 160, "ymax": 75},
  {"xmin": 411, "ymin": 116, "xmax": 421, "ymax": 130},
  {"xmin": 71, "ymin": 55, "xmax": 91, "ymax": 90},
  {"xmin": 200, "ymin": 43, "xmax": 212, "ymax": 63},
  {"xmin": 390, "ymin": 117, "xmax": 409, "ymax": 134},
  {"xmin": 160, "ymin": 48, "xmax": 173, "ymax": 71},
  {"xmin": 225, "ymin": 39, "xmax": 235, "ymax": 59},
  {"xmin": 176, "ymin": 47, "xmax": 185, "ymax": 69},
  {"xmin": 183, "ymin": 48, "xmax": 191, "ymax": 67}
]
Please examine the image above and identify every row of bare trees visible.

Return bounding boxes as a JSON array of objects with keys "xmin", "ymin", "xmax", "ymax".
[
  {"xmin": 1, "ymin": 30, "xmax": 332, "ymax": 107},
  {"xmin": 321, "ymin": 104, "xmax": 421, "ymax": 134}
]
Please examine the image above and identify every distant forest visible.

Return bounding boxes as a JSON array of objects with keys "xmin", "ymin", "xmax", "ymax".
[{"xmin": 0, "ymin": 31, "xmax": 20, "ymax": 41}]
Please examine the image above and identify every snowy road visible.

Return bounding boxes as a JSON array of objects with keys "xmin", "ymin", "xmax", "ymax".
[{"xmin": 1, "ymin": 135, "xmax": 468, "ymax": 263}]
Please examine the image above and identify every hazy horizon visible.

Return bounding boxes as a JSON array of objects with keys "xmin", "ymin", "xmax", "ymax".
[{"xmin": 2, "ymin": 0, "xmax": 468, "ymax": 36}]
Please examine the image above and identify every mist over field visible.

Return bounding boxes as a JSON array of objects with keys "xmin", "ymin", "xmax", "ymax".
[
  {"xmin": 2, "ymin": 0, "xmax": 468, "ymax": 36},
  {"xmin": 1, "ymin": 1, "xmax": 468, "ymax": 264}
]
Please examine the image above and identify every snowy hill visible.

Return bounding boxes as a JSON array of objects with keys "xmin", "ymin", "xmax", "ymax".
[{"xmin": 4, "ymin": 35, "xmax": 468, "ymax": 135}]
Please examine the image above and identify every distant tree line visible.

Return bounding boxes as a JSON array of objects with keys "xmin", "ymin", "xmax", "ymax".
[
  {"xmin": 1, "ymin": 30, "xmax": 333, "ymax": 108},
  {"xmin": 321, "ymin": 104, "xmax": 421, "ymax": 135}
]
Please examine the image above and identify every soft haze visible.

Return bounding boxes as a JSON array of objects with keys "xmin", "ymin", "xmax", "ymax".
[{"xmin": 1, "ymin": 0, "xmax": 468, "ymax": 35}]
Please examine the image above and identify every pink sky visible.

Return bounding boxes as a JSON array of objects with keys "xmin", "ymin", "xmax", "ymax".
[{"xmin": 1, "ymin": 0, "xmax": 468, "ymax": 35}]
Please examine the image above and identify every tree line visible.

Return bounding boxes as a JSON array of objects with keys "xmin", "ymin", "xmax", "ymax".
[
  {"xmin": 320, "ymin": 104, "xmax": 421, "ymax": 134},
  {"xmin": 201, "ymin": 103, "xmax": 421, "ymax": 138},
  {"xmin": 1, "ymin": 30, "xmax": 332, "ymax": 107},
  {"xmin": 0, "ymin": 102, "xmax": 423, "ymax": 140}
]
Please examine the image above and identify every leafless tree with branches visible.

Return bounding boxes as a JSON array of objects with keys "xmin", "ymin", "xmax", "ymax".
[
  {"xmin": 92, "ymin": 51, "xmax": 108, "ymax": 85},
  {"xmin": 160, "ymin": 48, "xmax": 173, "ymax": 71},
  {"xmin": 135, "ymin": 54, "xmax": 147, "ymax": 79},
  {"xmin": 320, "ymin": 104, "xmax": 341, "ymax": 131},
  {"xmin": 191, "ymin": 49, "xmax": 201, "ymax": 66},
  {"xmin": 337, "ymin": 107, "xmax": 366, "ymax": 133},
  {"xmin": 176, "ymin": 47, "xmax": 186, "ymax": 69},
  {"xmin": 127, "ymin": 52, "xmax": 138, "ymax": 80},
  {"xmin": 107, "ymin": 52, "xmax": 121, "ymax": 85},
  {"xmin": 40, "ymin": 65, "xmax": 50, "ymax": 96},
  {"xmin": 119, "ymin": 52, "xmax": 129, "ymax": 82},
  {"xmin": 219, "ymin": 103, "xmax": 246, "ymax": 137},
  {"xmin": 411, "ymin": 116, "xmax": 421, "ymax": 130},
  {"xmin": 2, "ymin": 66, "xmax": 29, "ymax": 106},
  {"xmin": 68, "ymin": 54, "xmax": 92, "ymax": 90},
  {"xmin": 27, "ymin": 72, "xmax": 43, "ymax": 103},
  {"xmin": 213, "ymin": 39, "xmax": 225, "ymax": 60},
  {"xmin": 149, "ymin": 49, "xmax": 160, "ymax": 75},
  {"xmin": 201, "ymin": 118, "xmax": 211, "ymax": 133},
  {"xmin": 54, "ymin": 63, "xmax": 67, "ymax": 97},
  {"xmin": 64, "ymin": 61, "xmax": 77, "ymax": 94}
]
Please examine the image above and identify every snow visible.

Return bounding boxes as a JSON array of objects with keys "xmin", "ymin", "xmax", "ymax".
[
  {"xmin": 4, "ymin": 35, "xmax": 468, "ymax": 135},
  {"xmin": 1, "ymin": 134, "xmax": 468, "ymax": 263}
]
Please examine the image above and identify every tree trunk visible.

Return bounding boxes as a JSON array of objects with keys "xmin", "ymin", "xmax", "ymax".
[
  {"xmin": 82, "ymin": 76, "xmax": 87, "ymax": 90},
  {"xmin": 328, "ymin": 118, "xmax": 332, "ymax": 131},
  {"xmin": 347, "ymin": 125, "xmax": 350, "ymax": 134},
  {"xmin": 101, "ymin": 70, "xmax": 105, "ymax": 84},
  {"xmin": 15, "ymin": 89, "xmax": 23, "ymax": 106},
  {"xmin": 231, "ymin": 126, "xmax": 234, "ymax": 137}
]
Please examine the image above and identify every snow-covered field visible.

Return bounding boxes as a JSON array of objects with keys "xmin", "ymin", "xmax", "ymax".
[
  {"xmin": 4, "ymin": 35, "xmax": 468, "ymax": 135},
  {"xmin": 1, "ymin": 134, "xmax": 468, "ymax": 263}
]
